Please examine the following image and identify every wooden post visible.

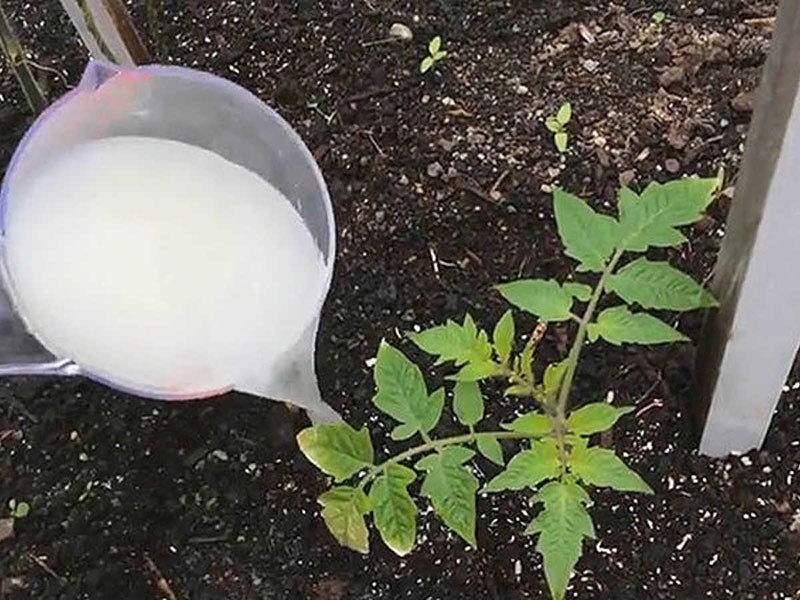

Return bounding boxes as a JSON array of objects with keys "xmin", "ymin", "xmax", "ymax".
[{"xmin": 694, "ymin": 0, "xmax": 800, "ymax": 457}]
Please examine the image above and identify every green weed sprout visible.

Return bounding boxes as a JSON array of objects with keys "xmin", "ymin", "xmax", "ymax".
[
  {"xmin": 420, "ymin": 36, "xmax": 447, "ymax": 74},
  {"xmin": 298, "ymin": 176, "xmax": 721, "ymax": 600},
  {"xmin": 546, "ymin": 103, "xmax": 572, "ymax": 153},
  {"xmin": 8, "ymin": 499, "xmax": 30, "ymax": 520}
]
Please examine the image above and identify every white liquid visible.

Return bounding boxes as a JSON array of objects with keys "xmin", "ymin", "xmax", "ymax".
[{"xmin": 4, "ymin": 136, "xmax": 326, "ymax": 396}]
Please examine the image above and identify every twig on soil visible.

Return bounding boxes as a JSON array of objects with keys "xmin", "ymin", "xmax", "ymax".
[
  {"xmin": 449, "ymin": 174, "xmax": 498, "ymax": 204},
  {"xmin": 635, "ymin": 399, "xmax": 664, "ymax": 418},
  {"xmin": 489, "ymin": 169, "xmax": 510, "ymax": 201},
  {"xmin": 27, "ymin": 553, "xmax": 66, "ymax": 585},
  {"xmin": 187, "ymin": 533, "xmax": 230, "ymax": 544},
  {"xmin": 144, "ymin": 554, "xmax": 179, "ymax": 600},
  {"xmin": 361, "ymin": 130, "xmax": 386, "ymax": 157},
  {"xmin": 635, "ymin": 374, "xmax": 663, "ymax": 407},
  {"xmin": 428, "ymin": 247, "xmax": 440, "ymax": 279}
]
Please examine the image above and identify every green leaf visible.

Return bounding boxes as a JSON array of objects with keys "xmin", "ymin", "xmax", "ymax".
[
  {"xmin": 618, "ymin": 177, "xmax": 720, "ymax": 252},
  {"xmin": 373, "ymin": 342, "xmax": 444, "ymax": 436},
  {"xmin": 390, "ymin": 422, "xmax": 419, "ymax": 441},
  {"xmin": 318, "ymin": 487, "xmax": 370, "ymax": 554},
  {"xmin": 652, "ymin": 10, "xmax": 666, "ymax": 24},
  {"xmin": 492, "ymin": 310, "xmax": 515, "ymax": 364},
  {"xmin": 543, "ymin": 360, "xmax": 569, "ymax": 400},
  {"xmin": 569, "ymin": 445, "xmax": 653, "ymax": 493},
  {"xmin": 415, "ymin": 446, "xmax": 478, "ymax": 547},
  {"xmin": 476, "ymin": 434, "xmax": 505, "ymax": 466},
  {"xmin": 554, "ymin": 132, "xmax": 568, "ymax": 153},
  {"xmin": 567, "ymin": 403, "xmax": 635, "ymax": 436},
  {"xmin": 606, "ymin": 258, "xmax": 718, "ymax": 311},
  {"xmin": 409, "ymin": 315, "xmax": 492, "ymax": 366},
  {"xmin": 297, "ymin": 423, "xmax": 374, "ymax": 482},
  {"xmin": 556, "ymin": 102, "xmax": 572, "ymax": 125},
  {"xmin": 483, "ymin": 439, "xmax": 560, "ymax": 492},
  {"xmin": 563, "ymin": 282, "xmax": 592, "ymax": 302},
  {"xmin": 369, "ymin": 464, "xmax": 418, "ymax": 555},
  {"xmin": 545, "ymin": 117, "xmax": 563, "ymax": 133},
  {"xmin": 553, "ymin": 188, "xmax": 620, "ymax": 272},
  {"xmin": 587, "ymin": 306, "xmax": 688, "ymax": 345},
  {"xmin": 526, "ymin": 480, "xmax": 594, "ymax": 600},
  {"xmin": 501, "ymin": 412, "xmax": 552, "ymax": 436},
  {"xmin": 420, "ymin": 56, "xmax": 434, "ymax": 73},
  {"xmin": 453, "ymin": 381, "xmax": 484, "ymax": 427},
  {"xmin": 449, "ymin": 360, "xmax": 503, "ymax": 382},
  {"xmin": 434, "ymin": 50, "xmax": 448, "ymax": 60},
  {"xmin": 429, "ymin": 35, "xmax": 442, "ymax": 55},
  {"xmin": 496, "ymin": 279, "xmax": 574, "ymax": 322}
]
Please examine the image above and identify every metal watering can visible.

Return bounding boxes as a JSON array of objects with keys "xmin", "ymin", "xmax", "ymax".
[{"xmin": 0, "ymin": 61, "xmax": 339, "ymax": 422}]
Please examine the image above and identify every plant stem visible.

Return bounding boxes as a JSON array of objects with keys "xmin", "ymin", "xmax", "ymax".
[
  {"xmin": 358, "ymin": 430, "xmax": 532, "ymax": 489},
  {"xmin": 552, "ymin": 248, "xmax": 625, "ymax": 470}
]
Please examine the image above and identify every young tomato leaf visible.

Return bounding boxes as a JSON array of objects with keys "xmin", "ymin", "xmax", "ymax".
[
  {"xmin": 453, "ymin": 381, "xmax": 484, "ymax": 427},
  {"xmin": 606, "ymin": 258, "xmax": 719, "ymax": 311},
  {"xmin": 434, "ymin": 50, "xmax": 447, "ymax": 60},
  {"xmin": 369, "ymin": 464, "xmax": 418, "ymax": 555},
  {"xmin": 562, "ymin": 282, "xmax": 592, "ymax": 302},
  {"xmin": 617, "ymin": 177, "xmax": 720, "ymax": 252},
  {"xmin": 409, "ymin": 314, "xmax": 492, "ymax": 366},
  {"xmin": 483, "ymin": 439, "xmax": 560, "ymax": 492},
  {"xmin": 429, "ymin": 35, "xmax": 442, "ymax": 55},
  {"xmin": 501, "ymin": 412, "xmax": 552, "ymax": 436},
  {"xmin": 587, "ymin": 306, "xmax": 688, "ymax": 345},
  {"xmin": 318, "ymin": 487, "xmax": 370, "ymax": 554},
  {"xmin": 545, "ymin": 117, "xmax": 562, "ymax": 133},
  {"xmin": 420, "ymin": 56, "xmax": 434, "ymax": 73},
  {"xmin": 297, "ymin": 423, "xmax": 374, "ymax": 482},
  {"xmin": 492, "ymin": 310, "xmax": 515, "ymax": 364},
  {"xmin": 566, "ymin": 403, "xmax": 635, "ymax": 436},
  {"xmin": 416, "ymin": 446, "xmax": 478, "ymax": 547},
  {"xmin": 449, "ymin": 360, "xmax": 503, "ymax": 382},
  {"xmin": 504, "ymin": 383, "xmax": 531, "ymax": 397},
  {"xmin": 526, "ymin": 480, "xmax": 594, "ymax": 600},
  {"xmin": 569, "ymin": 445, "xmax": 653, "ymax": 493},
  {"xmin": 373, "ymin": 342, "xmax": 444, "ymax": 436},
  {"xmin": 553, "ymin": 188, "xmax": 619, "ymax": 272},
  {"xmin": 556, "ymin": 102, "xmax": 572, "ymax": 125},
  {"xmin": 543, "ymin": 360, "xmax": 569, "ymax": 400},
  {"xmin": 476, "ymin": 434, "xmax": 505, "ymax": 466},
  {"xmin": 496, "ymin": 279, "xmax": 574, "ymax": 322},
  {"xmin": 554, "ymin": 132, "xmax": 568, "ymax": 153}
]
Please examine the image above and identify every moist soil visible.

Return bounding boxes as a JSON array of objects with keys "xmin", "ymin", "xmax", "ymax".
[{"xmin": 1, "ymin": 1, "xmax": 798, "ymax": 599}]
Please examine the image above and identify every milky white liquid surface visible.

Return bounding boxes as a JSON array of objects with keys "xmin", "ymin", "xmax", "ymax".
[{"xmin": 4, "ymin": 136, "xmax": 326, "ymax": 396}]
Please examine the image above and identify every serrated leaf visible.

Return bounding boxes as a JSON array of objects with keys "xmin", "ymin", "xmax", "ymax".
[
  {"xmin": 369, "ymin": 464, "xmax": 417, "ymax": 555},
  {"xmin": 483, "ymin": 439, "xmax": 560, "ymax": 492},
  {"xmin": 563, "ymin": 282, "xmax": 592, "ymax": 302},
  {"xmin": 606, "ymin": 258, "xmax": 718, "ymax": 311},
  {"xmin": 554, "ymin": 132, "xmax": 568, "ymax": 152},
  {"xmin": 493, "ymin": 310, "xmax": 515, "ymax": 364},
  {"xmin": 318, "ymin": 487, "xmax": 370, "ymax": 554},
  {"xmin": 543, "ymin": 360, "xmax": 569, "ymax": 400},
  {"xmin": 297, "ymin": 423, "xmax": 374, "ymax": 482},
  {"xmin": 556, "ymin": 102, "xmax": 572, "ymax": 125},
  {"xmin": 545, "ymin": 117, "xmax": 562, "ymax": 133},
  {"xmin": 567, "ymin": 403, "xmax": 635, "ymax": 436},
  {"xmin": 420, "ymin": 56, "xmax": 434, "ymax": 73},
  {"xmin": 429, "ymin": 36, "xmax": 442, "ymax": 55},
  {"xmin": 496, "ymin": 279, "xmax": 574, "ymax": 322},
  {"xmin": 476, "ymin": 434, "xmax": 505, "ymax": 466},
  {"xmin": 554, "ymin": 188, "xmax": 620, "ymax": 272},
  {"xmin": 373, "ymin": 342, "xmax": 443, "ymax": 436},
  {"xmin": 501, "ymin": 412, "xmax": 552, "ymax": 436},
  {"xmin": 618, "ymin": 177, "xmax": 720, "ymax": 252},
  {"xmin": 453, "ymin": 381, "xmax": 483, "ymax": 427},
  {"xmin": 587, "ymin": 306, "xmax": 688, "ymax": 345},
  {"xmin": 525, "ymin": 480, "xmax": 594, "ymax": 600},
  {"xmin": 415, "ymin": 446, "xmax": 478, "ymax": 546},
  {"xmin": 390, "ymin": 422, "xmax": 418, "ymax": 441},
  {"xmin": 449, "ymin": 360, "xmax": 502, "ymax": 382},
  {"xmin": 409, "ymin": 315, "xmax": 492, "ymax": 366},
  {"xmin": 569, "ymin": 445, "xmax": 653, "ymax": 493}
]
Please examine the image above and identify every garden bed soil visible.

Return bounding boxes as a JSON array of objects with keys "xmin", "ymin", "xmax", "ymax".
[{"xmin": 1, "ymin": 1, "xmax": 798, "ymax": 599}]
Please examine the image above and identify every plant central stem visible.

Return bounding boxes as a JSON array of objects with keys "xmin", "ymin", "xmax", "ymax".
[{"xmin": 552, "ymin": 248, "xmax": 624, "ymax": 470}]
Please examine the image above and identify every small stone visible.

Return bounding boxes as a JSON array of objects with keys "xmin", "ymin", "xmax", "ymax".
[
  {"xmin": 70, "ymin": 430, "xmax": 79, "ymax": 441},
  {"xmin": 731, "ymin": 90, "xmax": 755, "ymax": 113},
  {"xmin": 78, "ymin": 452, "xmax": 89, "ymax": 462},
  {"xmin": 619, "ymin": 170, "xmax": 636, "ymax": 187},
  {"xmin": 438, "ymin": 138, "xmax": 456, "ymax": 152},
  {"xmin": 421, "ymin": 94, "xmax": 430, "ymax": 104},
  {"xmin": 659, "ymin": 66, "xmax": 685, "ymax": 88},
  {"xmin": 514, "ymin": 84, "xmax": 529, "ymax": 95},
  {"xmin": 665, "ymin": 158, "xmax": 680, "ymax": 173},
  {"xmin": 427, "ymin": 162, "xmax": 444, "ymax": 178},
  {"xmin": 211, "ymin": 449, "xmax": 229, "ymax": 461},
  {"xmin": 582, "ymin": 59, "xmax": 599, "ymax": 73},
  {"xmin": 389, "ymin": 23, "xmax": 413, "ymax": 42}
]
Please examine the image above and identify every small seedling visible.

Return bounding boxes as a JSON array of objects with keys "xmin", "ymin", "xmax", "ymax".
[
  {"xmin": 420, "ymin": 36, "xmax": 447, "ymax": 74},
  {"xmin": 8, "ymin": 499, "xmax": 30, "ymax": 520},
  {"xmin": 650, "ymin": 11, "xmax": 667, "ymax": 30},
  {"xmin": 545, "ymin": 103, "xmax": 572, "ymax": 153},
  {"xmin": 299, "ymin": 175, "xmax": 721, "ymax": 600}
]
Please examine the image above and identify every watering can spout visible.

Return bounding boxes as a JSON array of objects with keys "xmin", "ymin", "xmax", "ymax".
[{"xmin": 78, "ymin": 60, "xmax": 124, "ymax": 90}]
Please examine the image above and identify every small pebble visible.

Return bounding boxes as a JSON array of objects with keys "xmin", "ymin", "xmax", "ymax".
[
  {"xmin": 665, "ymin": 158, "xmax": 681, "ymax": 173},
  {"xmin": 389, "ymin": 23, "xmax": 413, "ymax": 42},
  {"xmin": 427, "ymin": 162, "xmax": 444, "ymax": 178},
  {"xmin": 212, "ymin": 449, "xmax": 229, "ymax": 461}
]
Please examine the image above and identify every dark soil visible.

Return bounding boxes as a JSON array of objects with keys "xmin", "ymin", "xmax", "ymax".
[{"xmin": 2, "ymin": 1, "xmax": 798, "ymax": 599}]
